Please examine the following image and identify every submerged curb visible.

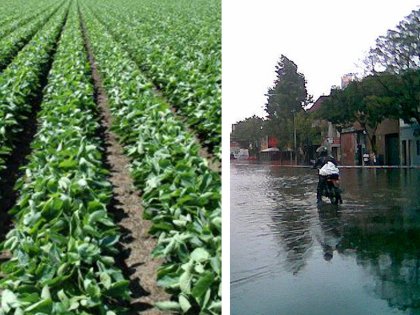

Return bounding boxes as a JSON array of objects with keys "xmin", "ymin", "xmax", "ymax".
[{"xmin": 231, "ymin": 162, "xmax": 420, "ymax": 169}]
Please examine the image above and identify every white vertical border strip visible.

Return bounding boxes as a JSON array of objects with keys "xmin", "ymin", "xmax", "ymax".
[{"xmin": 221, "ymin": 0, "xmax": 230, "ymax": 313}]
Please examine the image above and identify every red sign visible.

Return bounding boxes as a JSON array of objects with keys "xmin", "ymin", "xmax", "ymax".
[{"xmin": 268, "ymin": 136, "xmax": 278, "ymax": 148}]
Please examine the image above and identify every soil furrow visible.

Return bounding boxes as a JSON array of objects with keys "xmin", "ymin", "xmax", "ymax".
[
  {"xmin": 79, "ymin": 9, "xmax": 170, "ymax": 315},
  {"xmin": 84, "ymin": 4, "xmax": 220, "ymax": 172}
]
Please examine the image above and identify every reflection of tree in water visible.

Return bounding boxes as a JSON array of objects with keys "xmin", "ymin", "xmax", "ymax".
[
  {"xmin": 262, "ymin": 167, "xmax": 420, "ymax": 312},
  {"xmin": 267, "ymin": 170, "xmax": 315, "ymax": 275},
  {"xmin": 274, "ymin": 207, "xmax": 313, "ymax": 275},
  {"xmin": 337, "ymin": 207, "xmax": 420, "ymax": 312}
]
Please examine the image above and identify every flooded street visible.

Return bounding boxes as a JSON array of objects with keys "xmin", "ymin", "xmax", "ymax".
[{"xmin": 231, "ymin": 162, "xmax": 420, "ymax": 315}]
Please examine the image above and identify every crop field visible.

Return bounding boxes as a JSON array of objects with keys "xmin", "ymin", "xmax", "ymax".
[{"xmin": 0, "ymin": 0, "xmax": 221, "ymax": 314}]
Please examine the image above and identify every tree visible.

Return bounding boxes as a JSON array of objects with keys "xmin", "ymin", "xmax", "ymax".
[
  {"xmin": 366, "ymin": 8, "xmax": 420, "ymax": 74},
  {"xmin": 264, "ymin": 55, "xmax": 311, "ymax": 151},
  {"xmin": 295, "ymin": 111, "xmax": 323, "ymax": 163},
  {"xmin": 318, "ymin": 74, "xmax": 399, "ymax": 153},
  {"xmin": 231, "ymin": 115, "xmax": 265, "ymax": 155},
  {"xmin": 363, "ymin": 8, "xmax": 420, "ymax": 124}
]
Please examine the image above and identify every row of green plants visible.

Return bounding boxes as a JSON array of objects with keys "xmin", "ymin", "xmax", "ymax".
[
  {"xmin": 0, "ymin": 0, "xmax": 52, "ymax": 28},
  {"xmin": 0, "ymin": 1, "xmax": 56, "ymax": 40},
  {"xmin": 0, "ymin": 4, "xmax": 130, "ymax": 314},
  {"xmin": 85, "ymin": 0, "xmax": 221, "ymax": 158},
  {"xmin": 81, "ymin": 3, "xmax": 221, "ymax": 313},
  {"xmin": 0, "ymin": 1, "xmax": 64, "ymax": 71},
  {"xmin": 0, "ymin": 3, "xmax": 67, "ymax": 188}
]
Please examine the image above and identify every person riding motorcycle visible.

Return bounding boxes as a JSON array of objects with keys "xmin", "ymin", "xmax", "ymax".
[{"xmin": 313, "ymin": 147, "xmax": 338, "ymax": 204}]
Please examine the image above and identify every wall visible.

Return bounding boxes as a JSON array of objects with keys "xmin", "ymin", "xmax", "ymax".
[
  {"xmin": 340, "ymin": 132, "xmax": 356, "ymax": 165},
  {"xmin": 400, "ymin": 120, "xmax": 420, "ymax": 166}
]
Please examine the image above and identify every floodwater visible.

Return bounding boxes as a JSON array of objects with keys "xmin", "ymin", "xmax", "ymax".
[{"xmin": 231, "ymin": 162, "xmax": 420, "ymax": 315}]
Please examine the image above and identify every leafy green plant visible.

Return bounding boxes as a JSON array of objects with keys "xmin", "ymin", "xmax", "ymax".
[
  {"xmin": 81, "ymin": 5, "xmax": 221, "ymax": 313},
  {"xmin": 0, "ymin": 1, "xmax": 65, "ymax": 71},
  {"xmin": 0, "ymin": 3, "xmax": 130, "ymax": 314},
  {"xmin": 0, "ymin": 0, "xmax": 57, "ymax": 29},
  {"xmin": 84, "ymin": 0, "xmax": 221, "ymax": 158},
  {"xmin": 0, "ymin": 1, "xmax": 57, "ymax": 41},
  {"xmin": 0, "ymin": 2, "xmax": 68, "ymax": 187}
]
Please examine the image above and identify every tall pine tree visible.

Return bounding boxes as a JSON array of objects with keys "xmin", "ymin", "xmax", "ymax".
[{"xmin": 264, "ymin": 55, "xmax": 310, "ymax": 150}]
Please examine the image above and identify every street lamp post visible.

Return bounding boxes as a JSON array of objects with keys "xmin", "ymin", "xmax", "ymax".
[{"xmin": 292, "ymin": 109, "xmax": 297, "ymax": 165}]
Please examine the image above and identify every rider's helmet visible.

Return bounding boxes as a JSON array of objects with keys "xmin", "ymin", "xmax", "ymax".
[{"xmin": 317, "ymin": 146, "xmax": 328, "ymax": 157}]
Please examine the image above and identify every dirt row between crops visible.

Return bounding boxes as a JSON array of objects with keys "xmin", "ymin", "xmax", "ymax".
[
  {"xmin": 80, "ymin": 16, "xmax": 172, "ymax": 315},
  {"xmin": 83, "ymin": 5, "xmax": 220, "ymax": 174}
]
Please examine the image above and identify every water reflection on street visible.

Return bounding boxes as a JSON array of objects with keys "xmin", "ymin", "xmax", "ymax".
[{"xmin": 231, "ymin": 163, "xmax": 420, "ymax": 315}]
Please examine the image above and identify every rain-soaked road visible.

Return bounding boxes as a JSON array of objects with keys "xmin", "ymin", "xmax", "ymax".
[{"xmin": 231, "ymin": 162, "xmax": 420, "ymax": 315}]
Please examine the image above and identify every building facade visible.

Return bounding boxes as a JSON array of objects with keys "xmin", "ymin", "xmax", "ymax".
[{"xmin": 400, "ymin": 120, "xmax": 420, "ymax": 166}]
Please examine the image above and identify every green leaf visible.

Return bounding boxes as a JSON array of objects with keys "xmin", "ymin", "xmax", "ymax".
[
  {"xmin": 1, "ymin": 289, "xmax": 19, "ymax": 312},
  {"xmin": 100, "ymin": 272, "xmax": 112, "ymax": 289},
  {"xmin": 88, "ymin": 200, "xmax": 104, "ymax": 212},
  {"xmin": 86, "ymin": 283, "xmax": 101, "ymax": 298},
  {"xmin": 24, "ymin": 298, "xmax": 52, "ymax": 313},
  {"xmin": 157, "ymin": 275, "xmax": 179, "ymax": 288},
  {"xmin": 208, "ymin": 300, "xmax": 221, "ymax": 312},
  {"xmin": 47, "ymin": 178, "xmax": 58, "ymax": 192},
  {"xmin": 88, "ymin": 210, "xmax": 106, "ymax": 224},
  {"xmin": 59, "ymin": 159, "xmax": 77, "ymax": 169},
  {"xmin": 99, "ymin": 235, "xmax": 119, "ymax": 247},
  {"xmin": 106, "ymin": 280, "xmax": 130, "ymax": 298},
  {"xmin": 14, "ymin": 307, "xmax": 24, "ymax": 315},
  {"xmin": 179, "ymin": 269, "xmax": 192, "ymax": 294},
  {"xmin": 58, "ymin": 177, "xmax": 71, "ymax": 190},
  {"xmin": 77, "ymin": 178, "xmax": 88, "ymax": 187},
  {"xmin": 179, "ymin": 294, "xmax": 192, "ymax": 313},
  {"xmin": 191, "ymin": 272, "xmax": 214, "ymax": 299},
  {"xmin": 191, "ymin": 248, "xmax": 210, "ymax": 262},
  {"xmin": 149, "ymin": 222, "xmax": 173, "ymax": 234},
  {"xmin": 41, "ymin": 286, "xmax": 51, "ymax": 299},
  {"xmin": 155, "ymin": 301, "xmax": 181, "ymax": 312}
]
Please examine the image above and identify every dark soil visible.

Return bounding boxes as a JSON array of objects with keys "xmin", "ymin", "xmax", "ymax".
[
  {"xmin": 84, "ymin": 8, "xmax": 220, "ymax": 172},
  {"xmin": 80, "ymin": 14, "xmax": 171, "ymax": 314}
]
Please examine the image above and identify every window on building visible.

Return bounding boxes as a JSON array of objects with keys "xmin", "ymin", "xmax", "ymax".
[{"xmin": 417, "ymin": 140, "xmax": 420, "ymax": 156}]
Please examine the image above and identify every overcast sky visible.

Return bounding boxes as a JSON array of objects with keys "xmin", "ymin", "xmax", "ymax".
[{"xmin": 222, "ymin": 0, "xmax": 420, "ymax": 127}]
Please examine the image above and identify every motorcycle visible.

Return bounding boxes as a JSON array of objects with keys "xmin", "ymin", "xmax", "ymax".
[{"xmin": 321, "ymin": 173, "xmax": 343, "ymax": 205}]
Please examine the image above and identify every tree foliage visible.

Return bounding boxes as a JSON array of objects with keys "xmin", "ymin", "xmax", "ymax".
[
  {"xmin": 264, "ymin": 55, "xmax": 310, "ymax": 149},
  {"xmin": 318, "ymin": 74, "xmax": 404, "ymax": 153},
  {"xmin": 362, "ymin": 8, "xmax": 420, "ymax": 125},
  {"xmin": 366, "ymin": 8, "xmax": 420, "ymax": 74},
  {"xmin": 312, "ymin": 8, "xmax": 420, "ymax": 157},
  {"xmin": 231, "ymin": 115, "xmax": 265, "ymax": 149},
  {"xmin": 296, "ymin": 111, "xmax": 322, "ymax": 143}
]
